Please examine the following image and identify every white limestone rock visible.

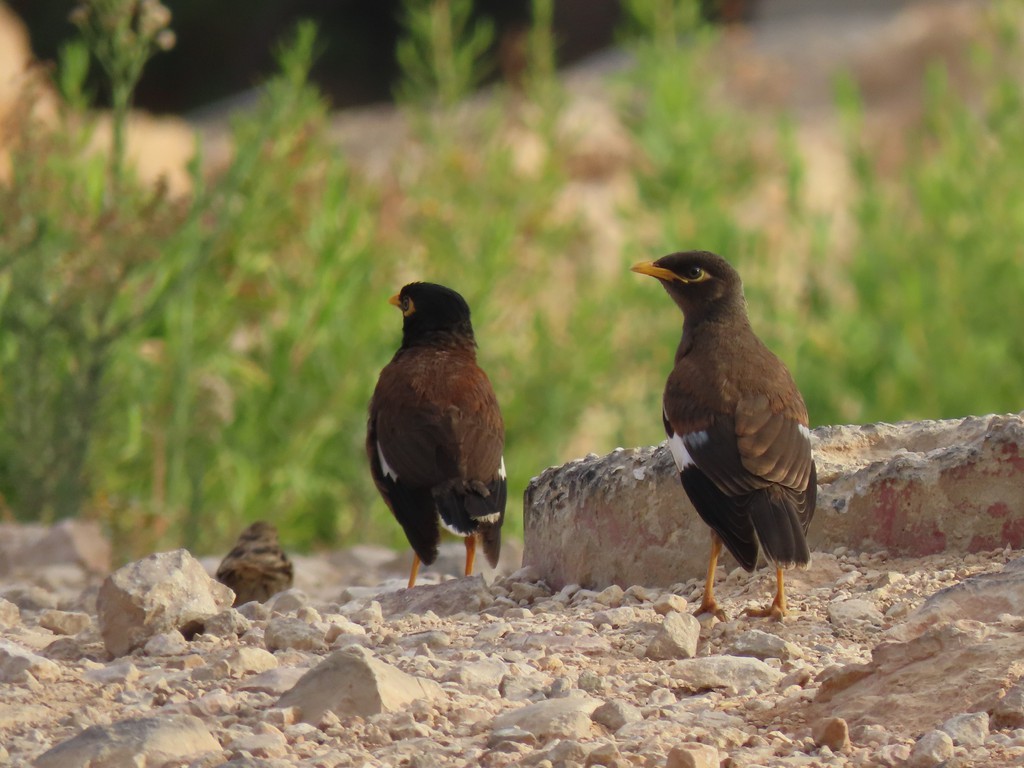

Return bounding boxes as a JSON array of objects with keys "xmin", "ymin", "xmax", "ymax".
[
  {"xmin": 940, "ymin": 711, "xmax": 989, "ymax": 746},
  {"xmin": 728, "ymin": 629, "xmax": 802, "ymax": 660},
  {"xmin": 491, "ymin": 696, "xmax": 600, "ymax": 742},
  {"xmin": 670, "ymin": 655, "xmax": 783, "ymax": 695},
  {"xmin": 0, "ymin": 638, "xmax": 61, "ymax": 683},
  {"xmin": 909, "ymin": 729, "xmax": 954, "ymax": 767},
  {"xmin": 645, "ymin": 611, "xmax": 701, "ymax": 660},
  {"xmin": 96, "ymin": 549, "xmax": 233, "ymax": 657},
  {"xmin": 276, "ymin": 645, "xmax": 444, "ymax": 722},
  {"xmin": 34, "ymin": 714, "xmax": 219, "ymax": 768}
]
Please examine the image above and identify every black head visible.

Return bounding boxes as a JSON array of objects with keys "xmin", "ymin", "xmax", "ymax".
[
  {"xmin": 390, "ymin": 282, "xmax": 475, "ymax": 347},
  {"xmin": 631, "ymin": 250, "xmax": 746, "ymax": 323}
]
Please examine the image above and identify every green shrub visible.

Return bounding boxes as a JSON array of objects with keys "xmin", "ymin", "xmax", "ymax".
[
  {"xmin": 3, "ymin": 0, "xmax": 1023, "ymax": 560},
  {"xmin": 797, "ymin": 7, "xmax": 1024, "ymax": 424}
]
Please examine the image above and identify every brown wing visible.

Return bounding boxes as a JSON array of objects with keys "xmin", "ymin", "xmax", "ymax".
[
  {"xmin": 663, "ymin": 343, "xmax": 816, "ymax": 569},
  {"xmin": 371, "ymin": 347, "xmax": 504, "ymax": 489}
]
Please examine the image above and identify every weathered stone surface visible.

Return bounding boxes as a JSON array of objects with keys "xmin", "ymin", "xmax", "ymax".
[
  {"xmin": 810, "ymin": 619, "xmax": 1024, "ymax": 736},
  {"xmin": 670, "ymin": 655, "xmax": 783, "ymax": 695},
  {"xmin": 888, "ymin": 556, "xmax": 1024, "ymax": 641},
  {"xmin": 653, "ymin": 594, "xmax": 689, "ymax": 615},
  {"xmin": 202, "ymin": 607, "xmax": 252, "ymax": 638},
  {"xmin": 238, "ymin": 667, "xmax": 309, "ymax": 696},
  {"xmin": 0, "ymin": 638, "xmax": 61, "ymax": 683},
  {"xmin": 38, "ymin": 609, "xmax": 92, "ymax": 636},
  {"xmin": 491, "ymin": 696, "xmax": 600, "ymax": 742},
  {"xmin": 96, "ymin": 549, "xmax": 234, "ymax": 657},
  {"xmin": 0, "ymin": 597, "xmax": 20, "ymax": 626},
  {"xmin": 728, "ymin": 629, "xmax": 801, "ymax": 661},
  {"xmin": 83, "ymin": 660, "xmax": 140, "ymax": 686},
  {"xmin": 143, "ymin": 629, "xmax": 190, "ymax": 656},
  {"xmin": 813, "ymin": 716, "xmax": 851, "ymax": 752},
  {"xmin": 0, "ymin": 583, "xmax": 58, "ymax": 611},
  {"xmin": 591, "ymin": 700, "xmax": 643, "ymax": 732},
  {"xmin": 0, "ymin": 519, "xmax": 111, "ymax": 576},
  {"xmin": 909, "ymin": 729, "xmax": 954, "ymax": 768},
  {"xmin": 584, "ymin": 740, "xmax": 624, "ymax": 768},
  {"xmin": 276, "ymin": 645, "xmax": 443, "ymax": 722},
  {"xmin": 644, "ymin": 611, "xmax": 701, "ymax": 660},
  {"xmin": 34, "ymin": 714, "xmax": 219, "ymax": 768},
  {"xmin": 228, "ymin": 646, "xmax": 279, "ymax": 676},
  {"xmin": 265, "ymin": 588, "xmax": 309, "ymax": 613},
  {"xmin": 374, "ymin": 575, "xmax": 494, "ymax": 617},
  {"xmin": 524, "ymin": 414, "xmax": 1024, "ymax": 587},
  {"xmin": 442, "ymin": 657, "xmax": 510, "ymax": 694},
  {"xmin": 593, "ymin": 606, "xmax": 643, "ymax": 628},
  {"xmin": 989, "ymin": 682, "xmax": 1024, "ymax": 729},
  {"xmin": 264, "ymin": 617, "xmax": 327, "ymax": 652},
  {"xmin": 940, "ymin": 711, "xmax": 989, "ymax": 746},
  {"xmin": 828, "ymin": 597, "xmax": 885, "ymax": 629},
  {"xmin": 666, "ymin": 743, "xmax": 720, "ymax": 768}
]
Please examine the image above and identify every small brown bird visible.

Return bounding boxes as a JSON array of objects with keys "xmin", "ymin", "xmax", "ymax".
[
  {"xmin": 215, "ymin": 521, "xmax": 294, "ymax": 606},
  {"xmin": 632, "ymin": 251, "xmax": 817, "ymax": 620},
  {"xmin": 367, "ymin": 282, "xmax": 506, "ymax": 588}
]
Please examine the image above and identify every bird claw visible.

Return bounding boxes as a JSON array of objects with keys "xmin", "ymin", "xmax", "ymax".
[
  {"xmin": 694, "ymin": 601, "xmax": 727, "ymax": 622},
  {"xmin": 743, "ymin": 603, "xmax": 786, "ymax": 622}
]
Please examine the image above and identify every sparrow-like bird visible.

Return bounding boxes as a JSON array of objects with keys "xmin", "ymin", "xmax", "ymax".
[
  {"xmin": 632, "ymin": 251, "xmax": 817, "ymax": 620},
  {"xmin": 215, "ymin": 521, "xmax": 294, "ymax": 606},
  {"xmin": 367, "ymin": 282, "xmax": 506, "ymax": 588}
]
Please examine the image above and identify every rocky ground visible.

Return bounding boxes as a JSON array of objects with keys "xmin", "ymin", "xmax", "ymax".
[{"xmin": 3, "ymin": 523, "xmax": 1024, "ymax": 768}]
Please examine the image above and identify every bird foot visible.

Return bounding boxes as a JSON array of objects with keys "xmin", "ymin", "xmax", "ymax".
[
  {"xmin": 693, "ymin": 600, "xmax": 727, "ymax": 622},
  {"xmin": 743, "ymin": 602, "xmax": 786, "ymax": 621}
]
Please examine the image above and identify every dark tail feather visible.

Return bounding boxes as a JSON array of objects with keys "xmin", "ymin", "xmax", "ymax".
[
  {"xmin": 480, "ymin": 475, "xmax": 506, "ymax": 566},
  {"xmin": 382, "ymin": 477, "xmax": 441, "ymax": 565},
  {"xmin": 748, "ymin": 488, "xmax": 811, "ymax": 569},
  {"xmin": 479, "ymin": 521, "xmax": 502, "ymax": 567},
  {"xmin": 681, "ymin": 468, "xmax": 759, "ymax": 571},
  {"xmin": 434, "ymin": 476, "xmax": 506, "ymax": 567},
  {"xmin": 434, "ymin": 477, "xmax": 506, "ymax": 529}
]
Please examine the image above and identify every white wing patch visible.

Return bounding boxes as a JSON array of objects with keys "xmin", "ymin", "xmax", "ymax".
[
  {"xmin": 376, "ymin": 441, "xmax": 398, "ymax": 480},
  {"xmin": 798, "ymin": 424, "xmax": 812, "ymax": 442},
  {"xmin": 667, "ymin": 430, "xmax": 707, "ymax": 472},
  {"xmin": 499, "ymin": 456, "xmax": 507, "ymax": 480},
  {"xmin": 441, "ymin": 519, "xmax": 472, "ymax": 536}
]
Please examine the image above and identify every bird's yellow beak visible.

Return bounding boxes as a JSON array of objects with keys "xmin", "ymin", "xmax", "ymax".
[
  {"xmin": 389, "ymin": 293, "xmax": 415, "ymax": 317},
  {"xmin": 631, "ymin": 261, "xmax": 678, "ymax": 282}
]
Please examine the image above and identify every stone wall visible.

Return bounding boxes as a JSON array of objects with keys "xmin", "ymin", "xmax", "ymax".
[{"xmin": 523, "ymin": 413, "xmax": 1024, "ymax": 589}]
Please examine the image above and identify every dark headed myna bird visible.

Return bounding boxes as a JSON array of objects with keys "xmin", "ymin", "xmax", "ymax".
[
  {"xmin": 632, "ymin": 251, "xmax": 816, "ymax": 620},
  {"xmin": 367, "ymin": 282, "xmax": 506, "ymax": 588},
  {"xmin": 215, "ymin": 521, "xmax": 294, "ymax": 606}
]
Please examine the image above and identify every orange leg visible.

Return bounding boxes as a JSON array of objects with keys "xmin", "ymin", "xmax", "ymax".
[
  {"xmin": 408, "ymin": 553, "xmax": 421, "ymax": 589},
  {"xmin": 464, "ymin": 535, "xmax": 477, "ymax": 577},
  {"xmin": 745, "ymin": 567, "xmax": 787, "ymax": 621},
  {"xmin": 695, "ymin": 533, "xmax": 727, "ymax": 620}
]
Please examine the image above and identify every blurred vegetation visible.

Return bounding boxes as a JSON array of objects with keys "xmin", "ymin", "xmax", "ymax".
[{"xmin": 1, "ymin": 0, "xmax": 1022, "ymax": 561}]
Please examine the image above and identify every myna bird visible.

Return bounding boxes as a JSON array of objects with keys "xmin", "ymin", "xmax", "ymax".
[
  {"xmin": 367, "ymin": 282, "xmax": 506, "ymax": 588},
  {"xmin": 215, "ymin": 521, "xmax": 294, "ymax": 606},
  {"xmin": 632, "ymin": 251, "xmax": 816, "ymax": 620}
]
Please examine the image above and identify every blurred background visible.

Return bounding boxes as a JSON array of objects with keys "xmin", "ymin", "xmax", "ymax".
[{"xmin": 1, "ymin": 0, "xmax": 1021, "ymax": 563}]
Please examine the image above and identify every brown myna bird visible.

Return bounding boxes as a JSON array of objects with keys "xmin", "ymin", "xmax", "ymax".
[
  {"xmin": 632, "ymin": 251, "xmax": 816, "ymax": 620},
  {"xmin": 215, "ymin": 521, "xmax": 295, "ymax": 606},
  {"xmin": 367, "ymin": 282, "xmax": 506, "ymax": 588}
]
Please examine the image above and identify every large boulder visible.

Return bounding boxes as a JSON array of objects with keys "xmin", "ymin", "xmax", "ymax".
[{"xmin": 523, "ymin": 413, "xmax": 1024, "ymax": 589}]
